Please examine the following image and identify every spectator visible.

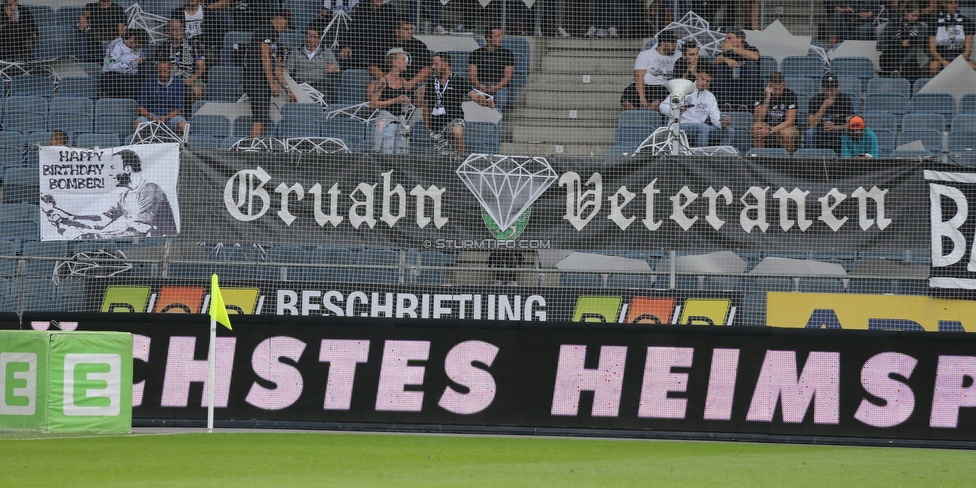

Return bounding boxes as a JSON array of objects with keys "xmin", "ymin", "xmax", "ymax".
[
  {"xmin": 337, "ymin": 0, "xmax": 396, "ymax": 69},
  {"xmin": 879, "ymin": 0, "xmax": 928, "ymax": 80},
  {"xmin": 925, "ymin": 0, "xmax": 976, "ymax": 76},
  {"xmin": 710, "ymin": 29, "xmax": 761, "ymax": 110},
  {"xmin": 158, "ymin": 19, "xmax": 206, "ymax": 110},
  {"xmin": 321, "ymin": 0, "xmax": 359, "ymax": 20},
  {"xmin": 659, "ymin": 64, "xmax": 733, "ymax": 147},
  {"xmin": 826, "ymin": 1, "xmax": 884, "ymax": 52},
  {"xmin": 368, "ymin": 19, "xmax": 431, "ymax": 106},
  {"xmin": 620, "ymin": 30, "xmax": 681, "ymax": 111},
  {"xmin": 751, "ymin": 71, "xmax": 798, "ymax": 154},
  {"xmin": 841, "ymin": 115, "xmax": 879, "ymax": 158},
  {"xmin": 100, "ymin": 28, "xmax": 150, "ymax": 99},
  {"xmin": 368, "ymin": 50, "xmax": 412, "ymax": 154},
  {"xmin": 171, "ymin": 0, "xmax": 207, "ymax": 49},
  {"xmin": 806, "ymin": 73, "xmax": 854, "ymax": 154},
  {"xmin": 468, "ymin": 28, "xmax": 515, "ymax": 111},
  {"xmin": 0, "ymin": 0, "xmax": 38, "ymax": 62},
  {"xmin": 242, "ymin": 10, "xmax": 295, "ymax": 137},
  {"xmin": 584, "ymin": 1, "xmax": 625, "ymax": 38},
  {"xmin": 540, "ymin": 0, "xmax": 570, "ymax": 38},
  {"xmin": 424, "ymin": 52, "xmax": 495, "ymax": 155},
  {"xmin": 78, "ymin": 0, "xmax": 126, "ymax": 62},
  {"xmin": 672, "ymin": 43, "xmax": 701, "ymax": 80},
  {"xmin": 50, "ymin": 130, "xmax": 69, "ymax": 146},
  {"xmin": 135, "ymin": 56, "xmax": 189, "ymax": 135},
  {"xmin": 664, "ymin": 1, "xmax": 692, "ymax": 25},
  {"xmin": 287, "ymin": 19, "xmax": 341, "ymax": 103}
]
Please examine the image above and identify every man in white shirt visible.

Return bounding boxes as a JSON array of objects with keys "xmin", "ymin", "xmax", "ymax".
[
  {"xmin": 659, "ymin": 65, "xmax": 732, "ymax": 147},
  {"xmin": 620, "ymin": 30, "xmax": 681, "ymax": 111}
]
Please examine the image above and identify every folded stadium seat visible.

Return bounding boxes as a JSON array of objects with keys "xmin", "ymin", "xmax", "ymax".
[
  {"xmin": 321, "ymin": 118, "xmax": 366, "ymax": 152},
  {"xmin": 793, "ymin": 148, "xmax": 837, "ymax": 159},
  {"xmin": 861, "ymin": 111, "xmax": 899, "ymax": 133},
  {"xmin": 220, "ymin": 31, "xmax": 253, "ymax": 66},
  {"xmin": 759, "ymin": 56, "xmax": 778, "ymax": 81},
  {"xmin": 213, "ymin": 245, "xmax": 275, "ymax": 281},
  {"xmin": 829, "ymin": 57, "xmax": 875, "ymax": 83},
  {"xmin": 206, "ymin": 66, "xmax": 244, "ymax": 102},
  {"xmin": 48, "ymin": 96, "xmax": 94, "ymax": 136},
  {"xmin": 55, "ymin": 6, "xmax": 85, "ymax": 28},
  {"xmin": 20, "ymin": 277, "xmax": 58, "ymax": 312},
  {"xmin": 798, "ymin": 277, "xmax": 846, "ymax": 294},
  {"xmin": 267, "ymin": 244, "xmax": 308, "ymax": 281},
  {"xmin": 559, "ymin": 273, "xmax": 605, "ymax": 288},
  {"xmin": 414, "ymin": 250, "xmax": 454, "ymax": 285},
  {"xmin": 3, "ymin": 96, "xmax": 49, "ymax": 134},
  {"xmin": 355, "ymin": 248, "xmax": 401, "ymax": 284},
  {"xmin": 873, "ymin": 129, "xmax": 895, "ymax": 156},
  {"xmin": 961, "ymin": 94, "xmax": 976, "ymax": 114},
  {"xmin": 745, "ymin": 148, "xmax": 791, "ymax": 158},
  {"xmin": 866, "ymin": 77, "xmax": 910, "ymax": 97},
  {"xmin": 335, "ymin": 69, "xmax": 373, "ymax": 106},
  {"xmin": 901, "ymin": 113, "xmax": 946, "ymax": 132},
  {"xmin": 781, "ymin": 56, "xmax": 824, "ymax": 80},
  {"xmin": 21, "ymin": 240, "xmax": 68, "ymax": 277},
  {"xmin": 94, "ymin": 98, "xmax": 138, "ymax": 138},
  {"xmin": 897, "ymin": 129, "xmax": 944, "ymax": 153},
  {"xmin": 912, "ymin": 77, "xmax": 932, "ymax": 95},
  {"xmin": 785, "ymin": 76, "xmax": 816, "ymax": 97},
  {"xmin": 948, "ymin": 131, "xmax": 976, "ymax": 154},
  {"xmin": 0, "ymin": 240, "xmax": 16, "ymax": 277},
  {"xmin": 277, "ymin": 103, "xmax": 326, "ymax": 138},
  {"xmin": 75, "ymin": 133, "xmax": 120, "ymax": 148},
  {"xmin": 465, "ymin": 121, "xmax": 501, "ymax": 154},
  {"xmin": 606, "ymin": 274, "xmax": 654, "ymax": 289},
  {"xmin": 306, "ymin": 246, "xmax": 359, "ymax": 283},
  {"xmin": 188, "ymin": 114, "xmax": 231, "ymax": 150},
  {"xmin": 0, "ymin": 145, "xmax": 23, "ymax": 171},
  {"xmin": 56, "ymin": 278, "xmax": 87, "ymax": 312},
  {"xmin": 848, "ymin": 278, "xmax": 895, "ymax": 295},
  {"xmin": 57, "ymin": 77, "xmax": 98, "ymax": 99},
  {"xmin": 2, "ymin": 167, "xmax": 39, "ymax": 205},
  {"xmin": 910, "ymin": 93, "xmax": 956, "ymax": 118},
  {"xmin": 9, "ymin": 74, "xmax": 55, "ymax": 98},
  {"xmin": 864, "ymin": 93, "xmax": 909, "ymax": 115}
]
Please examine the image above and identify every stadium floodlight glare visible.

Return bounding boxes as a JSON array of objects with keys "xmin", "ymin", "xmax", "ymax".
[{"xmin": 456, "ymin": 154, "xmax": 558, "ymax": 232}]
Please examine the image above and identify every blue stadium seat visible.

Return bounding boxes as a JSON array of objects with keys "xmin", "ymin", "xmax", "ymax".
[
  {"xmin": 94, "ymin": 98, "xmax": 138, "ymax": 136},
  {"xmin": 58, "ymin": 77, "xmax": 98, "ymax": 99},
  {"xmin": 786, "ymin": 76, "xmax": 816, "ymax": 97},
  {"xmin": 75, "ymin": 133, "xmax": 121, "ymax": 148},
  {"xmin": 864, "ymin": 93, "xmax": 909, "ymax": 115},
  {"xmin": 336, "ymin": 69, "xmax": 373, "ymax": 105},
  {"xmin": 0, "ymin": 145, "xmax": 23, "ymax": 170},
  {"xmin": 34, "ymin": 26, "xmax": 82, "ymax": 60},
  {"xmin": 745, "ymin": 148, "xmax": 791, "ymax": 158},
  {"xmin": 267, "ymin": 244, "xmax": 307, "ymax": 281},
  {"xmin": 356, "ymin": 248, "xmax": 401, "ymax": 284},
  {"xmin": 465, "ymin": 121, "xmax": 501, "ymax": 154},
  {"xmin": 910, "ymin": 93, "xmax": 956, "ymax": 117},
  {"xmin": 21, "ymin": 277, "xmax": 59, "ymax": 312},
  {"xmin": 0, "ymin": 240, "xmax": 16, "ymax": 277},
  {"xmin": 56, "ymin": 278, "xmax": 87, "ymax": 312},
  {"xmin": 862, "ymin": 111, "xmax": 899, "ymax": 132},
  {"xmin": 759, "ymin": 56, "xmax": 778, "ymax": 81},
  {"xmin": 49, "ymin": 96, "xmax": 95, "ymax": 135},
  {"xmin": 559, "ymin": 273, "xmax": 604, "ymax": 288},
  {"xmin": 220, "ymin": 31, "xmax": 252, "ymax": 66},
  {"xmin": 898, "ymin": 129, "xmax": 944, "ymax": 152},
  {"xmin": 829, "ymin": 57, "xmax": 875, "ymax": 82},
  {"xmin": 901, "ymin": 113, "xmax": 946, "ymax": 132},
  {"xmin": 414, "ymin": 250, "xmax": 454, "ymax": 285},
  {"xmin": 282, "ymin": 0, "xmax": 318, "ymax": 32},
  {"xmin": 0, "ymin": 203, "xmax": 40, "ymax": 243},
  {"xmin": 836, "ymin": 75, "xmax": 861, "ymax": 100},
  {"xmin": 619, "ymin": 109, "xmax": 664, "ymax": 128},
  {"xmin": 55, "ymin": 6, "xmax": 85, "ymax": 27},
  {"xmin": 321, "ymin": 118, "xmax": 366, "ymax": 152},
  {"xmin": 913, "ymin": 77, "xmax": 932, "ymax": 95},
  {"xmin": 26, "ymin": 5, "xmax": 56, "ymax": 26},
  {"xmin": 21, "ymin": 240, "xmax": 68, "ymax": 277},
  {"xmin": 279, "ymin": 29, "xmax": 304, "ymax": 52},
  {"xmin": 962, "ymin": 94, "xmax": 976, "ymax": 114},
  {"xmin": 10, "ymin": 74, "xmax": 55, "ymax": 98},
  {"xmin": 614, "ymin": 126, "xmax": 652, "ymax": 147},
  {"xmin": 952, "ymin": 113, "xmax": 976, "ymax": 132},
  {"xmin": 306, "ymin": 246, "xmax": 358, "ymax": 283},
  {"xmin": 277, "ymin": 103, "xmax": 326, "ymax": 138},
  {"xmin": 189, "ymin": 114, "xmax": 231, "ymax": 138},
  {"xmin": 866, "ymin": 77, "xmax": 910, "ymax": 97},
  {"xmin": 502, "ymin": 36, "xmax": 530, "ymax": 87},
  {"xmin": 948, "ymin": 131, "xmax": 976, "ymax": 153},
  {"xmin": 874, "ymin": 128, "xmax": 895, "ymax": 156},
  {"xmin": 206, "ymin": 66, "xmax": 243, "ymax": 102},
  {"xmin": 231, "ymin": 116, "xmax": 277, "ymax": 138},
  {"xmin": 607, "ymin": 274, "xmax": 654, "ymax": 289},
  {"xmin": 213, "ymin": 245, "xmax": 274, "ymax": 281},
  {"xmin": 2, "ymin": 167, "xmax": 39, "ymax": 204},
  {"xmin": 781, "ymin": 56, "xmax": 824, "ymax": 79},
  {"xmin": 3, "ymin": 96, "xmax": 49, "ymax": 133},
  {"xmin": 0, "ymin": 131, "xmax": 24, "ymax": 147}
]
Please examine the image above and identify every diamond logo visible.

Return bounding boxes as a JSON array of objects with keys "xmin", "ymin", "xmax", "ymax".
[{"xmin": 456, "ymin": 154, "xmax": 558, "ymax": 232}]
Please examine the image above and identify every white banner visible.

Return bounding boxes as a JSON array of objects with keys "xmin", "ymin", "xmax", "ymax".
[{"xmin": 39, "ymin": 143, "xmax": 181, "ymax": 241}]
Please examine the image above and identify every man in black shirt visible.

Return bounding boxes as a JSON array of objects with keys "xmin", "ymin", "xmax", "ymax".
[
  {"xmin": 806, "ymin": 72, "xmax": 854, "ymax": 154},
  {"xmin": 242, "ymin": 9, "xmax": 295, "ymax": 137},
  {"xmin": 368, "ymin": 19, "xmax": 432, "ymax": 107},
  {"xmin": 337, "ymin": 0, "xmax": 396, "ymax": 70},
  {"xmin": 925, "ymin": 0, "xmax": 976, "ymax": 76},
  {"xmin": 468, "ymin": 28, "xmax": 515, "ymax": 111},
  {"xmin": 710, "ymin": 29, "xmax": 762, "ymax": 109},
  {"xmin": 424, "ymin": 52, "xmax": 495, "ymax": 155},
  {"xmin": 0, "ymin": 0, "xmax": 38, "ymax": 62},
  {"xmin": 751, "ymin": 71, "xmax": 799, "ymax": 154},
  {"xmin": 79, "ymin": 0, "xmax": 126, "ymax": 62}
]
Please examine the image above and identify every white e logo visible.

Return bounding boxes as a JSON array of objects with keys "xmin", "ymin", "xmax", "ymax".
[
  {"xmin": 63, "ymin": 354, "xmax": 121, "ymax": 416},
  {"xmin": 0, "ymin": 352, "xmax": 37, "ymax": 415}
]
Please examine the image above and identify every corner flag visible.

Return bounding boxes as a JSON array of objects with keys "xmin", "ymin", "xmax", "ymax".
[{"xmin": 210, "ymin": 274, "xmax": 232, "ymax": 330}]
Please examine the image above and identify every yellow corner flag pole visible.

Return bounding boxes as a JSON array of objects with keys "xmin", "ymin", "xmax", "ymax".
[{"xmin": 208, "ymin": 274, "xmax": 232, "ymax": 432}]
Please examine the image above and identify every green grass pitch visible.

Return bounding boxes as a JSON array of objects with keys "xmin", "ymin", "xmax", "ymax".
[{"xmin": 1, "ymin": 432, "xmax": 974, "ymax": 487}]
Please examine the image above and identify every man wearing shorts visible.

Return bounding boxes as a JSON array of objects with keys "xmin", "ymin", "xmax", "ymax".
[{"xmin": 242, "ymin": 9, "xmax": 294, "ymax": 137}]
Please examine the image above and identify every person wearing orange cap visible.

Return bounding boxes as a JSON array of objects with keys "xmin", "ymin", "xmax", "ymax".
[{"xmin": 841, "ymin": 115, "xmax": 879, "ymax": 158}]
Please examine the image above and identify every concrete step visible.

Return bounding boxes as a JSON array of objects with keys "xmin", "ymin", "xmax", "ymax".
[
  {"xmin": 528, "ymin": 73, "xmax": 632, "ymax": 87},
  {"xmin": 542, "ymin": 38, "xmax": 642, "ymax": 53},
  {"xmin": 500, "ymin": 142, "xmax": 610, "ymax": 156},
  {"xmin": 508, "ymin": 117, "xmax": 620, "ymax": 128},
  {"xmin": 522, "ymin": 92, "xmax": 623, "ymax": 110},
  {"xmin": 540, "ymin": 55, "xmax": 634, "ymax": 75},
  {"xmin": 511, "ymin": 126, "xmax": 614, "ymax": 145},
  {"xmin": 515, "ymin": 108, "xmax": 620, "ymax": 122}
]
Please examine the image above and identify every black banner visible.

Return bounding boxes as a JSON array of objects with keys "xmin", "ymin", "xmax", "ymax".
[
  {"xmin": 180, "ymin": 152, "xmax": 930, "ymax": 252},
  {"xmin": 23, "ymin": 313, "xmax": 976, "ymax": 443}
]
